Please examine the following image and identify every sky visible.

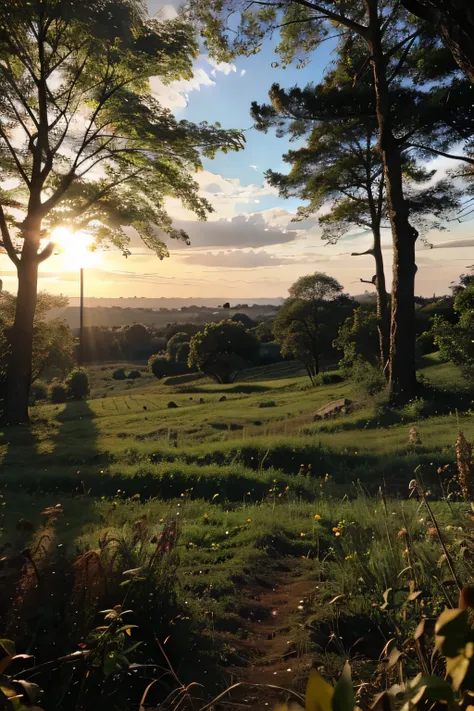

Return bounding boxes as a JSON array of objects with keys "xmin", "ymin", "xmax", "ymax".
[{"xmin": 1, "ymin": 1, "xmax": 474, "ymax": 302}]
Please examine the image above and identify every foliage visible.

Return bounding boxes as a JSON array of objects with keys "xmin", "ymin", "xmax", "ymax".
[
  {"xmin": 167, "ymin": 332, "xmax": 191, "ymax": 363},
  {"xmin": 126, "ymin": 370, "xmax": 141, "ymax": 380},
  {"xmin": 289, "ymin": 273, "xmax": 343, "ymax": 302},
  {"xmin": 188, "ymin": 320, "xmax": 259, "ymax": 383},
  {"xmin": 335, "ymin": 308, "xmax": 381, "ymax": 369},
  {"xmin": 66, "ymin": 369, "xmax": 90, "ymax": 400},
  {"xmin": 274, "ymin": 274, "xmax": 352, "ymax": 384},
  {"xmin": 0, "ymin": 291, "xmax": 74, "ymax": 382},
  {"xmin": 29, "ymin": 380, "xmax": 49, "ymax": 404},
  {"xmin": 252, "ymin": 320, "xmax": 275, "ymax": 343},
  {"xmin": 0, "ymin": 638, "xmax": 44, "ymax": 710},
  {"xmin": 0, "ymin": 0, "xmax": 244, "ymax": 422},
  {"xmin": 350, "ymin": 358, "xmax": 387, "ymax": 397},
  {"xmin": 50, "ymin": 383, "xmax": 67, "ymax": 404},
  {"xmin": 230, "ymin": 312, "xmax": 256, "ymax": 329},
  {"xmin": 432, "ymin": 285, "xmax": 474, "ymax": 382},
  {"xmin": 112, "ymin": 368, "xmax": 127, "ymax": 381},
  {"xmin": 148, "ymin": 353, "xmax": 188, "ymax": 379}
]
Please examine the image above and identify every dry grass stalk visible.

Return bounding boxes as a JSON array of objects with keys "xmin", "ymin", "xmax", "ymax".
[{"xmin": 456, "ymin": 431, "xmax": 474, "ymax": 502}]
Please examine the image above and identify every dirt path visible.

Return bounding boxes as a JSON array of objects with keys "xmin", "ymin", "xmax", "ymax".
[{"xmin": 229, "ymin": 571, "xmax": 317, "ymax": 710}]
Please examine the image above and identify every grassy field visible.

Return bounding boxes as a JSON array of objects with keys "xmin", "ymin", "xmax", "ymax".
[{"xmin": 1, "ymin": 355, "xmax": 473, "ymax": 709}]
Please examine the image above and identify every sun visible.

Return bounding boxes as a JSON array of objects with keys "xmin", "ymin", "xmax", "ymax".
[{"xmin": 50, "ymin": 227, "xmax": 100, "ymax": 269}]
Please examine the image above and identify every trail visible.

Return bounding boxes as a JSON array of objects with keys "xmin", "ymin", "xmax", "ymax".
[{"xmin": 229, "ymin": 569, "xmax": 317, "ymax": 710}]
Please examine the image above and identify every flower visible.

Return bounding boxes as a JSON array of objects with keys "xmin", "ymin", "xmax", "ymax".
[
  {"xmin": 427, "ymin": 527, "xmax": 437, "ymax": 536},
  {"xmin": 344, "ymin": 555, "xmax": 353, "ymax": 560},
  {"xmin": 398, "ymin": 528, "xmax": 407, "ymax": 537},
  {"xmin": 314, "ymin": 514, "xmax": 321, "ymax": 520},
  {"xmin": 300, "ymin": 532, "xmax": 306, "ymax": 537},
  {"xmin": 247, "ymin": 518, "xmax": 252, "ymax": 523},
  {"xmin": 332, "ymin": 527, "xmax": 339, "ymax": 532},
  {"xmin": 335, "ymin": 531, "xmax": 341, "ymax": 537}
]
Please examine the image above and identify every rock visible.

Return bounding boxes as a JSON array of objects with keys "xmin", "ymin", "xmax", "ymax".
[
  {"xmin": 219, "ymin": 396, "xmax": 227, "ymax": 402},
  {"xmin": 314, "ymin": 398, "xmax": 352, "ymax": 421},
  {"xmin": 199, "ymin": 397, "xmax": 205, "ymax": 404},
  {"xmin": 143, "ymin": 405, "xmax": 147, "ymax": 411},
  {"xmin": 167, "ymin": 401, "xmax": 178, "ymax": 409}
]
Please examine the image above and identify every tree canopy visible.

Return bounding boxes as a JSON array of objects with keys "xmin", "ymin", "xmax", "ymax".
[
  {"xmin": 188, "ymin": 320, "xmax": 259, "ymax": 383},
  {"xmin": 0, "ymin": 0, "xmax": 244, "ymax": 423}
]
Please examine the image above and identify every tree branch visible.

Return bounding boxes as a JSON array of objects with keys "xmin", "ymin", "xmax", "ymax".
[
  {"xmin": 291, "ymin": 0, "xmax": 369, "ymax": 38},
  {"xmin": 405, "ymin": 142, "xmax": 474, "ymax": 165},
  {"xmin": 0, "ymin": 205, "xmax": 20, "ymax": 266},
  {"xmin": 352, "ymin": 247, "xmax": 375, "ymax": 256},
  {"xmin": 0, "ymin": 126, "xmax": 31, "ymax": 187}
]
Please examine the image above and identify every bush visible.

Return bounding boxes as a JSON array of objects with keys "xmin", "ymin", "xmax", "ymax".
[
  {"xmin": 148, "ymin": 354, "xmax": 188, "ymax": 379},
  {"xmin": 400, "ymin": 397, "xmax": 426, "ymax": 422},
  {"xmin": 316, "ymin": 372, "xmax": 344, "ymax": 385},
  {"xmin": 127, "ymin": 370, "xmax": 141, "ymax": 379},
  {"xmin": 66, "ymin": 368, "xmax": 90, "ymax": 400},
  {"xmin": 258, "ymin": 400, "xmax": 276, "ymax": 408},
  {"xmin": 112, "ymin": 367, "xmax": 127, "ymax": 380},
  {"xmin": 30, "ymin": 380, "xmax": 48, "ymax": 404},
  {"xmin": 351, "ymin": 359, "xmax": 387, "ymax": 396},
  {"xmin": 50, "ymin": 383, "xmax": 67, "ymax": 403}
]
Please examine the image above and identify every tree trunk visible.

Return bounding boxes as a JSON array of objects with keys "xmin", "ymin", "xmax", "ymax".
[
  {"xmin": 4, "ymin": 218, "xmax": 41, "ymax": 425},
  {"xmin": 373, "ymin": 230, "xmax": 390, "ymax": 369},
  {"xmin": 401, "ymin": 0, "xmax": 474, "ymax": 83},
  {"xmin": 367, "ymin": 0, "xmax": 418, "ymax": 403}
]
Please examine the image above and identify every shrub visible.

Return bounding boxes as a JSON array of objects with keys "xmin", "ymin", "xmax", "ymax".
[
  {"xmin": 30, "ymin": 380, "xmax": 48, "ymax": 404},
  {"xmin": 351, "ymin": 358, "xmax": 386, "ymax": 396},
  {"xmin": 50, "ymin": 383, "xmax": 67, "ymax": 403},
  {"xmin": 66, "ymin": 368, "xmax": 90, "ymax": 400},
  {"xmin": 127, "ymin": 370, "xmax": 141, "ymax": 379},
  {"xmin": 148, "ymin": 354, "xmax": 187, "ymax": 379},
  {"xmin": 112, "ymin": 367, "xmax": 127, "ymax": 380},
  {"xmin": 401, "ymin": 397, "xmax": 425, "ymax": 422},
  {"xmin": 259, "ymin": 400, "xmax": 276, "ymax": 408}
]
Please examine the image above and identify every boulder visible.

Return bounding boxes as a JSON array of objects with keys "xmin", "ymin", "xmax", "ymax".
[
  {"xmin": 314, "ymin": 398, "xmax": 351, "ymax": 421},
  {"xmin": 167, "ymin": 401, "xmax": 178, "ymax": 409}
]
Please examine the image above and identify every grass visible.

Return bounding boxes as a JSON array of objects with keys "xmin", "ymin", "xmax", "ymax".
[{"xmin": 1, "ymin": 356, "xmax": 474, "ymax": 708}]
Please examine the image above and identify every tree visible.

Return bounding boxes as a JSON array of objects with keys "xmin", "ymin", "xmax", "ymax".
[
  {"xmin": 188, "ymin": 0, "xmax": 467, "ymax": 402},
  {"xmin": 273, "ymin": 273, "xmax": 353, "ymax": 382},
  {"xmin": 230, "ymin": 312, "xmax": 256, "ymax": 329},
  {"xmin": 289, "ymin": 272, "xmax": 343, "ymax": 302},
  {"xmin": 431, "ymin": 284, "xmax": 474, "ymax": 382},
  {"xmin": 0, "ymin": 291, "xmax": 74, "ymax": 410},
  {"xmin": 188, "ymin": 320, "xmax": 259, "ymax": 383},
  {"xmin": 0, "ymin": 0, "xmax": 244, "ymax": 424},
  {"xmin": 400, "ymin": 0, "xmax": 474, "ymax": 83},
  {"xmin": 253, "ymin": 75, "xmax": 459, "ymax": 370}
]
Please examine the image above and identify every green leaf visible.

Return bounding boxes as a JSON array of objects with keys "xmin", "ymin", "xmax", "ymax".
[
  {"xmin": 306, "ymin": 671, "xmax": 333, "ymax": 711},
  {"xmin": 332, "ymin": 662, "xmax": 354, "ymax": 711},
  {"xmin": 0, "ymin": 640, "xmax": 15, "ymax": 657}
]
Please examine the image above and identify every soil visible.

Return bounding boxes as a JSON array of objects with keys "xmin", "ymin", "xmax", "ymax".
[{"xmin": 226, "ymin": 567, "xmax": 318, "ymax": 710}]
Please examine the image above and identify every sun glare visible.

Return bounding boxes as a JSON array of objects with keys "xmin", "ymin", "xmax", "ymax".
[{"xmin": 51, "ymin": 227, "xmax": 100, "ymax": 269}]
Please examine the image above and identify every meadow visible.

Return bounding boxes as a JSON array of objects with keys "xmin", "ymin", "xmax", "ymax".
[{"xmin": 1, "ymin": 355, "xmax": 474, "ymax": 709}]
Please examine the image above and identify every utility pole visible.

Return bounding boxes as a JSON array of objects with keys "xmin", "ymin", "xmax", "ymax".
[{"xmin": 79, "ymin": 267, "xmax": 84, "ymax": 367}]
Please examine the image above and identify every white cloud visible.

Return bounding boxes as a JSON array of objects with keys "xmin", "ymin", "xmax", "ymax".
[
  {"xmin": 148, "ymin": 3, "xmax": 178, "ymax": 20},
  {"xmin": 240, "ymin": 69, "xmax": 247, "ymax": 77},
  {"xmin": 208, "ymin": 57, "xmax": 237, "ymax": 76},
  {"xmin": 150, "ymin": 68, "xmax": 215, "ymax": 110},
  {"xmin": 179, "ymin": 249, "xmax": 297, "ymax": 268},
  {"xmin": 249, "ymin": 164, "xmax": 258, "ymax": 171}
]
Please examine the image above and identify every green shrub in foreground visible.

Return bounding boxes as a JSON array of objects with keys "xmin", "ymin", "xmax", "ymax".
[{"xmin": 50, "ymin": 383, "xmax": 67, "ymax": 403}]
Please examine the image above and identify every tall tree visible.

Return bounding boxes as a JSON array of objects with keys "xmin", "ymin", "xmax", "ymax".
[
  {"xmin": 188, "ymin": 0, "xmax": 445, "ymax": 402},
  {"xmin": 274, "ymin": 272, "xmax": 353, "ymax": 382},
  {"xmin": 252, "ymin": 76, "xmax": 459, "ymax": 369},
  {"xmin": 0, "ymin": 0, "xmax": 243, "ymax": 424}
]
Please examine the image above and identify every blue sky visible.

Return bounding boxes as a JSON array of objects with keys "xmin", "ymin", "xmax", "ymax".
[{"xmin": 2, "ymin": 0, "xmax": 472, "ymax": 301}]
